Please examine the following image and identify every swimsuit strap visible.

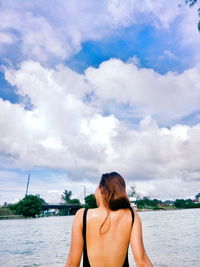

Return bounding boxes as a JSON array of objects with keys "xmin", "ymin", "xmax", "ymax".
[
  {"xmin": 123, "ymin": 206, "xmax": 135, "ymax": 267},
  {"xmin": 82, "ymin": 208, "xmax": 90, "ymax": 267},
  {"xmin": 129, "ymin": 206, "xmax": 135, "ymax": 226}
]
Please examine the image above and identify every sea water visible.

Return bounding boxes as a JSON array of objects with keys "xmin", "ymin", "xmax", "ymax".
[{"xmin": 0, "ymin": 208, "xmax": 199, "ymax": 267}]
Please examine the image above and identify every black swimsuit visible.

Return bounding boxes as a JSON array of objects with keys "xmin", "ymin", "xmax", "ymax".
[{"xmin": 82, "ymin": 207, "xmax": 135, "ymax": 267}]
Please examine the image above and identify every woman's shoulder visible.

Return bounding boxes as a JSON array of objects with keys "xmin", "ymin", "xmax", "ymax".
[
  {"xmin": 75, "ymin": 207, "xmax": 97, "ymax": 219},
  {"xmin": 75, "ymin": 207, "xmax": 85, "ymax": 216},
  {"xmin": 72, "ymin": 208, "xmax": 86, "ymax": 228},
  {"xmin": 129, "ymin": 206, "xmax": 142, "ymax": 231}
]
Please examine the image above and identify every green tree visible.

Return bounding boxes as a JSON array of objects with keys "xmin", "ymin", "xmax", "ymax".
[
  {"xmin": 7, "ymin": 203, "xmax": 19, "ymax": 213},
  {"xmin": 15, "ymin": 194, "xmax": 45, "ymax": 217},
  {"xmin": 61, "ymin": 190, "xmax": 72, "ymax": 203},
  {"xmin": 174, "ymin": 199, "xmax": 186, "ymax": 208},
  {"xmin": 128, "ymin": 186, "xmax": 137, "ymax": 197},
  {"xmin": 128, "ymin": 186, "xmax": 141, "ymax": 200},
  {"xmin": 0, "ymin": 207, "xmax": 11, "ymax": 216},
  {"xmin": 151, "ymin": 198, "xmax": 162, "ymax": 207},
  {"xmin": 61, "ymin": 190, "xmax": 81, "ymax": 205},
  {"xmin": 182, "ymin": 0, "xmax": 200, "ymax": 31},
  {"xmin": 185, "ymin": 0, "xmax": 198, "ymax": 7},
  {"xmin": 135, "ymin": 196, "xmax": 163, "ymax": 209},
  {"xmin": 68, "ymin": 198, "xmax": 81, "ymax": 204},
  {"xmin": 174, "ymin": 198, "xmax": 200, "ymax": 209},
  {"xmin": 84, "ymin": 194, "xmax": 97, "ymax": 209}
]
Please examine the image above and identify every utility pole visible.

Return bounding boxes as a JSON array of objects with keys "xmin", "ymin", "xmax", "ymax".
[
  {"xmin": 25, "ymin": 173, "xmax": 30, "ymax": 196},
  {"xmin": 84, "ymin": 186, "xmax": 86, "ymax": 199}
]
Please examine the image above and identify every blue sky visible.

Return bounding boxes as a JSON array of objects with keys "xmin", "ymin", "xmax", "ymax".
[
  {"xmin": 67, "ymin": 23, "xmax": 191, "ymax": 74},
  {"xmin": 0, "ymin": 0, "xmax": 200, "ymax": 204}
]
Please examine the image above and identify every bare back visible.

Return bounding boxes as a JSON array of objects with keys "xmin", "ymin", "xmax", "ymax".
[
  {"xmin": 85, "ymin": 207, "xmax": 134, "ymax": 267},
  {"xmin": 66, "ymin": 206, "xmax": 153, "ymax": 267}
]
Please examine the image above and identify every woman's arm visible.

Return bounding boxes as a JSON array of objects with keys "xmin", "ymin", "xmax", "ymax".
[
  {"xmin": 65, "ymin": 208, "xmax": 85, "ymax": 267},
  {"xmin": 130, "ymin": 208, "xmax": 153, "ymax": 267}
]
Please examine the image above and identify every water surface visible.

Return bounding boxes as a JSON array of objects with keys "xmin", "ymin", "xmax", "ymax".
[{"xmin": 0, "ymin": 208, "xmax": 199, "ymax": 267}]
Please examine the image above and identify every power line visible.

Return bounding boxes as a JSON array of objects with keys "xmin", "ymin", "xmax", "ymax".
[
  {"xmin": 0, "ymin": 189, "xmax": 67, "ymax": 193},
  {"xmin": 0, "ymin": 189, "xmax": 26, "ymax": 192}
]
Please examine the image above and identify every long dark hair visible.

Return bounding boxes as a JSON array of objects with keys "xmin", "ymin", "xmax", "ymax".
[{"xmin": 98, "ymin": 172, "xmax": 130, "ymax": 235}]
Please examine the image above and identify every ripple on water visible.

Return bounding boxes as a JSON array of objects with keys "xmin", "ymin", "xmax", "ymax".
[{"xmin": 0, "ymin": 209, "xmax": 200, "ymax": 267}]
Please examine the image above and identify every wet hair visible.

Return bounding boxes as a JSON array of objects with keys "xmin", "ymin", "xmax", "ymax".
[{"xmin": 98, "ymin": 172, "xmax": 131, "ymax": 235}]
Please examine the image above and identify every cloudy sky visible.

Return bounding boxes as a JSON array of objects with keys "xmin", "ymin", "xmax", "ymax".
[{"xmin": 0, "ymin": 0, "xmax": 200, "ymax": 204}]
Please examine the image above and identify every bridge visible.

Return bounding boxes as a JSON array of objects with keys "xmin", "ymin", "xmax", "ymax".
[{"xmin": 42, "ymin": 203, "xmax": 82, "ymax": 216}]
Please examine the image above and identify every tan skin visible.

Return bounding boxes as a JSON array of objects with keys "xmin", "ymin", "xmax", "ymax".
[{"xmin": 65, "ymin": 187, "xmax": 153, "ymax": 267}]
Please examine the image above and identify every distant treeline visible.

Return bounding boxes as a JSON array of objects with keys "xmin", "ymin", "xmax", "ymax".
[
  {"xmin": 129, "ymin": 187, "xmax": 200, "ymax": 210},
  {"xmin": 0, "ymin": 191, "xmax": 97, "ymax": 218},
  {"xmin": 1, "ymin": 190, "xmax": 200, "ymax": 219},
  {"xmin": 135, "ymin": 196, "xmax": 200, "ymax": 210},
  {"xmin": 174, "ymin": 198, "xmax": 200, "ymax": 209}
]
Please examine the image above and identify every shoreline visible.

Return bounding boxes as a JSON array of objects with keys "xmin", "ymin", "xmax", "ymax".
[
  {"xmin": 0, "ymin": 215, "xmax": 24, "ymax": 220},
  {"xmin": 1, "ymin": 206, "xmax": 200, "ymax": 220}
]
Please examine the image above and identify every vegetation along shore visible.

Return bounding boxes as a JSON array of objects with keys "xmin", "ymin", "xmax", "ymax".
[{"xmin": 1, "ymin": 188, "xmax": 200, "ymax": 219}]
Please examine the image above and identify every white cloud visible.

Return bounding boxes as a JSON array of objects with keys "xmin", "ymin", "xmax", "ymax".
[
  {"xmin": 106, "ymin": 0, "xmax": 181, "ymax": 29},
  {"xmin": 178, "ymin": 5, "xmax": 200, "ymax": 66},
  {"xmin": 0, "ymin": 1, "xmax": 111, "ymax": 62},
  {"xmin": 0, "ymin": 31, "xmax": 16, "ymax": 55},
  {"xmin": 0, "ymin": 0, "xmax": 194, "ymax": 64},
  {"xmin": 2, "ymin": 61, "xmax": 118, "ymax": 171},
  {"xmin": 1, "ymin": 59, "xmax": 200, "ymax": 202},
  {"xmin": 0, "ymin": 31, "xmax": 15, "ymax": 45},
  {"xmin": 85, "ymin": 58, "xmax": 200, "ymax": 123},
  {"xmin": 163, "ymin": 50, "xmax": 178, "ymax": 60},
  {"xmin": 0, "ymin": 9, "xmax": 68, "ymax": 62},
  {"xmin": 127, "ymin": 55, "xmax": 141, "ymax": 66},
  {"xmin": 132, "ymin": 176, "xmax": 200, "ymax": 201},
  {"xmin": 1, "ymin": 1, "xmax": 200, "ymax": 203}
]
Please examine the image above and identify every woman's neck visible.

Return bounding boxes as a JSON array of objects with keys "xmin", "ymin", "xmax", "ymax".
[{"xmin": 98, "ymin": 202, "xmax": 108, "ymax": 211}]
